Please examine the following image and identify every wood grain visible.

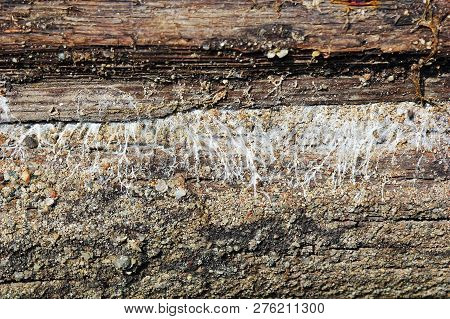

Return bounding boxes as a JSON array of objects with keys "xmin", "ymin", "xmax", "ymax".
[
  {"xmin": 0, "ymin": 0, "xmax": 449, "ymax": 299},
  {"xmin": 0, "ymin": 0, "xmax": 448, "ymax": 54}
]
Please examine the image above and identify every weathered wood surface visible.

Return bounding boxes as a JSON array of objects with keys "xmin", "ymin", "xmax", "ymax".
[
  {"xmin": 1, "ymin": 73, "xmax": 448, "ymax": 123},
  {"xmin": 0, "ymin": 0, "xmax": 448, "ymax": 53},
  {"xmin": 0, "ymin": 0, "xmax": 449, "ymax": 298},
  {"xmin": 0, "ymin": 0, "xmax": 448, "ymax": 82}
]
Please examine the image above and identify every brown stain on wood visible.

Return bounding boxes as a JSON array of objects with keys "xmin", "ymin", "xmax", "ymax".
[
  {"xmin": 410, "ymin": 0, "xmax": 444, "ymax": 105},
  {"xmin": 331, "ymin": 0, "xmax": 379, "ymax": 7}
]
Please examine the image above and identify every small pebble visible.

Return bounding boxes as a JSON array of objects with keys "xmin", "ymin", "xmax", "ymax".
[
  {"xmin": 36, "ymin": 182, "xmax": 46, "ymax": 190},
  {"xmin": 266, "ymin": 50, "xmax": 277, "ymax": 59},
  {"xmin": 362, "ymin": 73, "xmax": 372, "ymax": 81},
  {"xmin": 267, "ymin": 49, "xmax": 289, "ymax": 59},
  {"xmin": 4, "ymin": 171, "xmax": 15, "ymax": 181},
  {"xmin": 48, "ymin": 188, "xmax": 58, "ymax": 198},
  {"xmin": 311, "ymin": 50, "xmax": 321, "ymax": 58},
  {"xmin": 114, "ymin": 255, "xmax": 131, "ymax": 270},
  {"xmin": 81, "ymin": 251, "xmax": 93, "ymax": 261},
  {"xmin": 44, "ymin": 198, "xmax": 55, "ymax": 207},
  {"xmin": 276, "ymin": 49, "xmax": 289, "ymax": 58},
  {"xmin": 21, "ymin": 170, "xmax": 31, "ymax": 184},
  {"xmin": 23, "ymin": 135, "xmax": 39, "ymax": 149},
  {"xmin": 155, "ymin": 180, "xmax": 168, "ymax": 193},
  {"xmin": 174, "ymin": 188, "xmax": 187, "ymax": 200},
  {"xmin": 1, "ymin": 186, "xmax": 12, "ymax": 198}
]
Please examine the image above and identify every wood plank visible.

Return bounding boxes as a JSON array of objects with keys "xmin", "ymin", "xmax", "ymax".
[
  {"xmin": 0, "ymin": 0, "xmax": 448, "ymax": 55},
  {"xmin": 0, "ymin": 0, "xmax": 449, "ymax": 299},
  {"xmin": 0, "ymin": 73, "xmax": 447, "ymax": 123}
]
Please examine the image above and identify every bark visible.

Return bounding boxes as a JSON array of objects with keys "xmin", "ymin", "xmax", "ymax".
[{"xmin": 0, "ymin": 0, "xmax": 449, "ymax": 298}]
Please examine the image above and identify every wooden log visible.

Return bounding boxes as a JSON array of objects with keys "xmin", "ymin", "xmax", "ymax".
[
  {"xmin": 0, "ymin": 0, "xmax": 449, "ymax": 298},
  {"xmin": 0, "ymin": 0, "xmax": 448, "ymax": 54},
  {"xmin": 0, "ymin": 73, "xmax": 448, "ymax": 123}
]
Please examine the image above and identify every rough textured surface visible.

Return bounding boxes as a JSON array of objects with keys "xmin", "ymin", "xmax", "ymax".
[
  {"xmin": 1, "ymin": 74, "xmax": 449, "ymax": 123},
  {"xmin": 0, "ymin": 0, "xmax": 449, "ymax": 298}
]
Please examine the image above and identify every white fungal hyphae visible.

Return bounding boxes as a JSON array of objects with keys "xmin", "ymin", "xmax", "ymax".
[
  {"xmin": 0, "ymin": 102, "xmax": 448, "ymax": 191},
  {"xmin": 75, "ymin": 88, "xmax": 137, "ymax": 118},
  {"xmin": 0, "ymin": 96, "xmax": 11, "ymax": 121}
]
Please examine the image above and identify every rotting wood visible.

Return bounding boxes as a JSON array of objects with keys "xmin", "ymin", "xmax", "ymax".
[
  {"xmin": 0, "ymin": 0, "xmax": 449, "ymax": 298},
  {"xmin": 0, "ymin": 0, "xmax": 448, "ymax": 54},
  {"xmin": 1, "ymin": 73, "xmax": 448, "ymax": 123},
  {"xmin": 0, "ymin": 0, "xmax": 448, "ymax": 105}
]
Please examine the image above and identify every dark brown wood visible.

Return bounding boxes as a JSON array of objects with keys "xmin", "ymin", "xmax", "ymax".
[
  {"xmin": 1, "ymin": 73, "xmax": 447, "ymax": 123},
  {"xmin": 0, "ymin": 0, "xmax": 448, "ymax": 54}
]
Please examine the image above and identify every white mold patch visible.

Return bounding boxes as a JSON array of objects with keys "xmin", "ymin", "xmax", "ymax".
[
  {"xmin": 75, "ymin": 88, "xmax": 137, "ymax": 119},
  {"xmin": 0, "ymin": 96, "xmax": 11, "ymax": 122},
  {"xmin": 0, "ymin": 102, "xmax": 448, "ymax": 191}
]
